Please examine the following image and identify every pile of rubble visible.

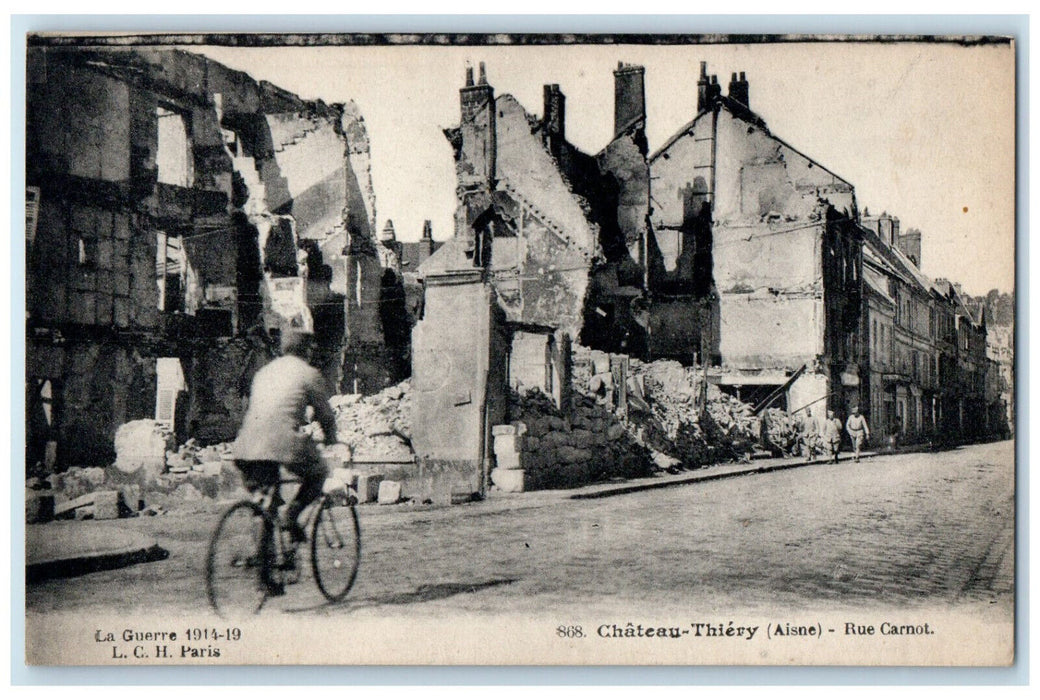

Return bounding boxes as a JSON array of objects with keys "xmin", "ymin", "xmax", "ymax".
[
  {"xmin": 503, "ymin": 389, "xmax": 653, "ymax": 490},
  {"xmin": 327, "ymin": 380, "xmax": 414, "ymax": 462},
  {"xmin": 758, "ymin": 407, "xmax": 801, "ymax": 457},
  {"xmin": 571, "ymin": 345, "xmax": 798, "ymax": 469}
]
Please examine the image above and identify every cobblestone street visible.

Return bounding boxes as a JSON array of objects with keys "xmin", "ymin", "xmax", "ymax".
[{"xmin": 26, "ymin": 441, "xmax": 1015, "ymax": 620}]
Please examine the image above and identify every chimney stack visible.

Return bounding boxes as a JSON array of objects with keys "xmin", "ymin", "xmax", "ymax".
[
  {"xmin": 422, "ymin": 220, "xmax": 433, "ymax": 240},
  {"xmin": 697, "ymin": 61, "xmax": 711, "ymax": 112},
  {"xmin": 728, "ymin": 70, "xmax": 749, "ymax": 108},
  {"xmin": 543, "ymin": 83, "xmax": 566, "ymax": 143},
  {"xmin": 897, "ymin": 228, "xmax": 922, "ymax": 268},
  {"xmin": 458, "ymin": 63, "xmax": 496, "ymax": 177},
  {"xmin": 613, "ymin": 62, "xmax": 646, "ymax": 136},
  {"xmin": 709, "ymin": 74, "xmax": 722, "ymax": 103}
]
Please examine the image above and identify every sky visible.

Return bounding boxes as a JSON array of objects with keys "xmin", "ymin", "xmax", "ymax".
[{"xmin": 190, "ymin": 41, "xmax": 1016, "ymax": 296}]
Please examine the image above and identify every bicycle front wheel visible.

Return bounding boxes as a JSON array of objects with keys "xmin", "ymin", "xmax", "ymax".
[
  {"xmin": 310, "ymin": 497, "xmax": 360, "ymax": 602},
  {"xmin": 206, "ymin": 501, "xmax": 271, "ymax": 617}
]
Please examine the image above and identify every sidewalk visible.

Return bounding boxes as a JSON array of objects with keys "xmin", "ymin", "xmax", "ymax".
[
  {"xmin": 26, "ymin": 520, "xmax": 169, "ymax": 582},
  {"xmin": 566, "ymin": 450, "xmax": 879, "ymax": 500}
]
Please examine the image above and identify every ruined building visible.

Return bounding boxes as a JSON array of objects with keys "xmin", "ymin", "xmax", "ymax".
[
  {"xmin": 409, "ymin": 62, "xmax": 654, "ymax": 493},
  {"xmin": 649, "ymin": 63, "xmax": 863, "ymax": 415},
  {"xmin": 25, "ymin": 46, "xmax": 398, "ymax": 470}
]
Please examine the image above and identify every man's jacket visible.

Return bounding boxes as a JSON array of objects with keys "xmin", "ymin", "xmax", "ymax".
[{"xmin": 233, "ymin": 355, "xmax": 338, "ymax": 463}]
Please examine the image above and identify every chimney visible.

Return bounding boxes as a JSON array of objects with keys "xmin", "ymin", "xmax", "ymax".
[
  {"xmin": 543, "ymin": 83, "xmax": 566, "ymax": 143},
  {"xmin": 728, "ymin": 70, "xmax": 749, "ymax": 108},
  {"xmin": 879, "ymin": 213, "xmax": 893, "ymax": 246},
  {"xmin": 379, "ymin": 219, "xmax": 396, "ymax": 242},
  {"xmin": 421, "ymin": 220, "xmax": 435, "ymax": 257},
  {"xmin": 709, "ymin": 74, "xmax": 722, "ymax": 103},
  {"xmin": 458, "ymin": 63, "xmax": 496, "ymax": 183},
  {"xmin": 613, "ymin": 62, "xmax": 645, "ymax": 136},
  {"xmin": 897, "ymin": 228, "xmax": 922, "ymax": 268},
  {"xmin": 697, "ymin": 61, "xmax": 711, "ymax": 112}
]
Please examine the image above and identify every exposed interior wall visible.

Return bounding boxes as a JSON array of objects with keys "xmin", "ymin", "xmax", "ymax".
[
  {"xmin": 713, "ymin": 107, "xmax": 855, "ymax": 224},
  {"xmin": 26, "ymin": 47, "xmax": 392, "ymax": 468}
]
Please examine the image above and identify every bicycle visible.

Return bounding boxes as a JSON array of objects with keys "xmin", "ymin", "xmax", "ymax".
[{"xmin": 206, "ymin": 468, "xmax": 361, "ymax": 617}]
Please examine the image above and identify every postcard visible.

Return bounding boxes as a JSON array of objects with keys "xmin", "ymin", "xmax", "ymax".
[{"xmin": 23, "ymin": 32, "xmax": 1016, "ymax": 666}]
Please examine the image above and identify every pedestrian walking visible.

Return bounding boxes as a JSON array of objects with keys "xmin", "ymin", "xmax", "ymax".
[
  {"xmin": 822, "ymin": 409, "xmax": 842, "ymax": 463},
  {"xmin": 800, "ymin": 408, "xmax": 820, "ymax": 462},
  {"xmin": 845, "ymin": 406, "xmax": 870, "ymax": 462}
]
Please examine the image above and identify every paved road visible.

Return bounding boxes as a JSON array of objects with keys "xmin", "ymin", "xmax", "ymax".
[{"xmin": 25, "ymin": 440, "xmax": 1015, "ymax": 619}]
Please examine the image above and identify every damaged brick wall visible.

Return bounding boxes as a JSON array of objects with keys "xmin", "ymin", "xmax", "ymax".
[{"xmin": 26, "ymin": 45, "xmax": 392, "ymax": 468}]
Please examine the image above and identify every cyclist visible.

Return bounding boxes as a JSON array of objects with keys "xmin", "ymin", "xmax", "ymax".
[{"xmin": 233, "ymin": 327, "xmax": 338, "ymax": 550}]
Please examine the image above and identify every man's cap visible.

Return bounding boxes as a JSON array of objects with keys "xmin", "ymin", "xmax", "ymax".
[{"xmin": 281, "ymin": 327, "xmax": 315, "ymax": 356}]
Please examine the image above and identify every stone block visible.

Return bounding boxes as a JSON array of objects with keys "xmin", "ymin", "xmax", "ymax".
[
  {"xmin": 543, "ymin": 431, "xmax": 569, "ymax": 448},
  {"xmin": 199, "ymin": 461, "xmax": 223, "ymax": 478},
  {"xmin": 491, "ymin": 468, "xmax": 525, "ymax": 493},
  {"xmin": 114, "ymin": 419, "xmax": 174, "ymax": 479},
  {"xmin": 173, "ymin": 482, "xmax": 204, "ymax": 501},
  {"xmin": 570, "ymin": 429, "xmax": 594, "ymax": 446},
  {"xmin": 557, "ymin": 446, "xmax": 592, "ymax": 464},
  {"xmin": 54, "ymin": 490, "xmax": 120, "ymax": 519},
  {"xmin": 525, "ymin": 419, "xmax": 548, "ymax": 438},
  {"xmin": 523, "ymin": 436, "xmax": 541, "ymax": 452},
  {"xmin": 119, "ymin": 484, "xmax": 142, "ymax": 513},
  {"xmin": 74, "ymin": 505, "xmax": 95, "ymax": 520},
  {"xmin": 26, "ymin": 489, "xmax": 55, "ymax": 524},
  {"xmin": 492, "ymin": 423, "xmax": 517, "ymax": 436},
  {"xmin": 93, "ymin": 490, "xmax": 121, "ymax": 520},
  {"xmin": 607, "ymin": 424, "xmax": 625, "ymax": 441},
  {"xmin": 356, "ymin": 473, "xmax": 383, "ymax": 504},
  {"xmin": 377, "ymin": 480, "xmax": 402, "ymax": 505},
  {"xmin": 591, "ymin": 350, "xmax": 611, "ymax": 375},
  {"xmin": 494, "ymin": 450, "xmax": 521, "ymax": 469},
  {"xmin": 493, "ymin": 433, "xmax": 523, "ymax": 454},
  {"xmin": 547, "ymin": 416, "xmax": 567, "ymax": 431}
]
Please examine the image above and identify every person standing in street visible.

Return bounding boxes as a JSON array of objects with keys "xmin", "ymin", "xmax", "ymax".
[
  {"xmin": 822, "ymin": 409, "xmax": 843, "ymax": 463},
  {"xmin": 801, "ymin": 408, "xmax": 820, "ymax": 462},
  {"xmin": 845, "ymin": 406, "xmax": 871, "ymax": 462}
]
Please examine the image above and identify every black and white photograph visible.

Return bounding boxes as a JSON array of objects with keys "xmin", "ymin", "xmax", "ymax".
[{"xmin": 21, "ymin": 31, "xmax": 1016, "ymax": 666}]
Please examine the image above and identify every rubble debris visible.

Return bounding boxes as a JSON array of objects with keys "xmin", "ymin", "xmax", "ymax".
[
  {"xmin": 569, "ymin": 343, "xmax": 800, "ymax": 471},
  {"xmin": 114, "ymin": 420, "xmax": 175, "ymax": 480},
  {"xmin": 329, "ymin": 380, "xmax": 414, "ymax": 462},
  {"xmin": 54, "ymin": 490, "xmax": 121, "ymax": 521}
]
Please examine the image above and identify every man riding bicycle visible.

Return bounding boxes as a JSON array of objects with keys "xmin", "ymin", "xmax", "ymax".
[{"xmin": 233, "ymin": 327, "xmax": 338, "ymax": 546}]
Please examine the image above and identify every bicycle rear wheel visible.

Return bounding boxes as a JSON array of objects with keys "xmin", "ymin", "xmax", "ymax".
[
  {"xmin": 310, "ymin": 497, "xmax": 360, "ymax": 602},
  {"xmin": 206, "ymin": 501, "xmax": 272, "ymax": 617}
]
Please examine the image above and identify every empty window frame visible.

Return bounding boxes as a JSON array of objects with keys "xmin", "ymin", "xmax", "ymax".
[{"xmin": 156, "ymin": 106, "xmax": 193, "ymax": 187}]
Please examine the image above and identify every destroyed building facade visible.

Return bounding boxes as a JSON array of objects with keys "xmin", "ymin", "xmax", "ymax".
[
  {"xmin": 408, "ymin": 60, "xmax": 1000, "ymax": 494},
  {"xmin": 25, "ymin": 46, "xmax": 399, "ymax": 470},
  {"xmin": 649, "ymin": 62, "xmax": 863, "ymax": 415},
  {"xmin": 409, "ymin": 62, "xmax": 657, "ymax": 494}
]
